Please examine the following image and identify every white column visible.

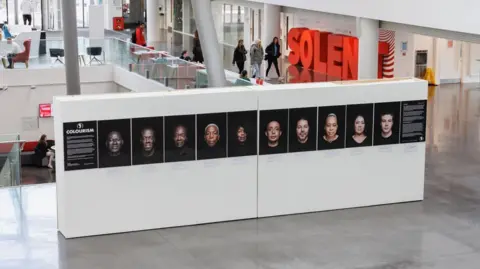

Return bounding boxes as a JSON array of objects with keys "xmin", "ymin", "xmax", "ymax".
[
  {"xmin": 243, "ymin": 7, "xmax": 251, "ymax": 48},
  {"xmin": 192, "ymin": 0, "xmax": 227, "ymax": 87},
  {"xmin": 357, "ymin": 17, "xmax": 379, "ymax": 79},
  {"xmin": 262, "ymin": 3, "xmax": 280, "ymax": 47},
  {"xmin": 147, "ymin": 0, "xmax": 161, "ymax": 43},
  {"xmin": 104, "ymin": 0, "xmax": 122, "ymax": 30},
  {"xmin": 211, "ymin": 1, "xmax": 224, "ymax": 60},
  {"xmin": 182, "ymin": 0, "xmax": 191, "ymax": 33},
  {"xmin": 432, "ymin": 37, "xmax": 441, "ymax": 85},
  {"xmin": 253, "ymin": 9, "xmax": 260, "ymax": 42}
]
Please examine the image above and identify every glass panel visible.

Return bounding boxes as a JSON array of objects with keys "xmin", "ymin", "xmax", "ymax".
[
  {"xmin": 0, "ymin": 134, "xmax": 22, "ymax": 188},
  {"xmin": 32, "ymin": 0, "xmax": 41, "ymax": 29},
  {"xmin": 173, "ymin": 0, "xmax": 182, "ymax": 31},
  {"xmin": 76, "ymin": 0, "xmax": 82, "ymax": 27}
]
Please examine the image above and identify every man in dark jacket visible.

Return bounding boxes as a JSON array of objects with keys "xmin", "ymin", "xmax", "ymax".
[{"xmin": 265, "ymin": 37, "xmax": 282, "ymax": 80}]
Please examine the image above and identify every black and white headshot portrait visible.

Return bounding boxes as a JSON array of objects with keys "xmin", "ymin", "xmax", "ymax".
[
  {"xmin": 346, "ymin": 104, "xmax": 373, "ymax": 148},
  {"xmin": 228, "ymin": 111, "xmax": 258, "ymax": 157},
  {"xmin": 288, "ymin": 107, "xmax": 317, "ymax": 152},
  {"xmin": 197, "ymin": 113, "xmax": 227, "ymax": 160},
  {"xmin": 374, "ymin": 102, "xmax": 400, "ymax": 146},
  {"xmin": 318, "ymin": 106, "xmax": 346, "ymax": 150},
  {"xmin": 165, "ymin": 115, "xmax": 196, "ymax": 162},
  {"xmin": 260, "ymin": 109, "xmax": 288, "ymax": 155},
  {"xmin": 98, "ymin": 119, "xmax": 132, "ymax": 168},
  {"xmin": 132, "ymin": 117, "xmax": 164, "ymax": 165}
]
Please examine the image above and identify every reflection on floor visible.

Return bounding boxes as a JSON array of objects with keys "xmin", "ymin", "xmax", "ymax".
[
  {"xmin": 1, "ymin": 84, "xmax": 479, "ymax": 269},
  {"xmin": 21, "ymin": 166, "xmax": 55, "ymax": 185}
]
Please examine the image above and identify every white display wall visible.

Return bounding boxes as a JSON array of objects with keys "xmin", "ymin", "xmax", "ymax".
[
  {"xmin": 54, "ymin": 79, "xmax": 427, "ymax": 238},
  {"xmin": 256, "ymin": 80, "xmax": 427, "ymax": 217}
]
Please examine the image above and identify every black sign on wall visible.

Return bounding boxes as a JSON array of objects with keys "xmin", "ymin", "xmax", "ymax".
[
  {"xmin": 400, "ymin": 100, "xmax": 427, "ymax": 143},
  {"xmin": 63, "ymin": 121, "xmax": 98, "ymax": 171}
]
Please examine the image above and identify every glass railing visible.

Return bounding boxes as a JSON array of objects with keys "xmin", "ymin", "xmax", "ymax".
[
  {"xmin": 0, "ymin": 36, "xmax": 255, "ymax": 89},
  {"xmin": 0, "ymin": 134, "xmax": 24, "ymax": 188}
]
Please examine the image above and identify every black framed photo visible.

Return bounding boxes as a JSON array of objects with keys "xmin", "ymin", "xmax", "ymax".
[
  {"xmin": 288, "ymin": 107, "xmax": 317, "ymax": 152},
  {"xmin": 164, "ymin": 115, "xmax": 196, "ymax": 162},
  {"xmin": 228, "ymin": 111, "xmax": 258, "ymax": 157},
  {"xmin": 132, "ymin": 117, "xmax": 164, "ymax": 165},
  {"xmin": 374, "ymin": 102, "xmax": 401, "ymax": 146},
  {"xmin": 259, "ymin": 109, "xmax": 288, "ymax": 155},
  {"xmin": 317, "ymin": 105, "xmax": 346, "ymax": 150},
  {"xmin": 346, "ymin": 104, "xmax": 373, "ymax": 148},
  {"xmin": 98, "ymin": 119, "xmax": 132, "ymax": 168},
  {"xmin": 197, "ymin": 113, "xmax": 227, "ymax": 160}
]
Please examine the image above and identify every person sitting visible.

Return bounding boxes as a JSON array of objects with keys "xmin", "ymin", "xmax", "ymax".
[
  {"xmin": 34, "ymin": 134, "xmax": 54, "ymax": 169},
  {"xmin": 1, "ymin": 38, "xmax": 22, "ymax": 69},
  {"xmin": 235, "ymin": 70, "xmax": 251, "ymax": 86},
  {"xmin": 2, "ymin": 22, "xmax": 13, "ymax": 39},
  {"xmin": 179, "ymin": 50, "xmax": 192, "ymax": 61}
]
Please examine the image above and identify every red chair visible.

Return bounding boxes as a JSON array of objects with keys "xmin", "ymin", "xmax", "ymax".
[{"xmin": 12, "ymin": 39, "xmax": 31, "ymax": 68}]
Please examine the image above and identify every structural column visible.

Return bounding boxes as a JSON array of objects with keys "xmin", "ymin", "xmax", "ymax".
[
  {"xmin": 262, "ymin": 4, "xmax": 281, "ymax": 48},
  {"xmin": 357, "ymin": 17, "xmax": 379, "ymax": 79},
  {"xmin": 243, "ymin": 7, "xmax": 251, "ymax": 49},
  {"xmin": 62, "ymin": 0, "xmax": 81, "ymax": 95},
  {"xmin": 191, "ymin": 0, "xmax": 227, "ymax": 87},
  {"xmin": 182, "ymin": 0, "xmax": 192, "ymax": 52},
  {"xmin": 147, "ymin": 0, "xmax": 161, "ymax": 44}
]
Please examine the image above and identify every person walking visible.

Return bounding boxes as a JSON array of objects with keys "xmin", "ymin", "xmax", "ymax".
[
  {"xmin": 265, "ymin": 37, "xmax": 282, "ymax": 80},
  {"xmin": 232, "ymin": 39, "xmax": 247, "ymax": 73},
  {"xmin": 250, "ymin": 39, "xmax": 264, "ymax": 78},
  {"xmin": 192, "ymin": 30, "xmax": 204, "ymax": 63},
  {"xmin": 20, "ymin": 0, "xmax": 34, "ymax": 26}
]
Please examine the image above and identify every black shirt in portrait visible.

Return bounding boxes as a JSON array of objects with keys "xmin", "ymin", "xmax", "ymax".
[
  {"xmin": 318, "ymin": 136, "xmax": 344, "ymax": 150},
  {"xmin": 166, "ymin": 146, "xmax": 195, "ymax": 162},
  {"xmin": 347, "ymin": 136, "xmax": 369, "ymax": 148},
  {"xmin": 375, "ymin": 134, "xmax": 398, "ymax": 146},
  {"xmin": 133, "ymin": 150, "xmax": 163, "ymax": 165},
  {"xmin": 99, "ymin": 153, "xmax": 131, "ymax": 168}
]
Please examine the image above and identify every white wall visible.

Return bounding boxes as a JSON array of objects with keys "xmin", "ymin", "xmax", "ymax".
[
  {"xmin": 414, "ymin": 34, "xmax": 434, "ymax": 68},
  {"xmin": 436, "ymin": 38, "xmax": 461, "ymax": 82},
  {"xmin": 0, "ymin": 82, "xmax": 119, "ymax": 141},
  {"xmin": 282, "ymin": 7, "xmax": 357, "ymax": 36},
  {"xmin": 394, "ymin": 31, "xmax": 415, "ymax": 78},
  {"xmin": 247, "ymin": 0, "xmax": 480, "ymax": 36}
]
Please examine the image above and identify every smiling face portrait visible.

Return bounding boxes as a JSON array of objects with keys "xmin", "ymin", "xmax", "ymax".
[
  {"xmin": 266, "ymin": 120, "xmax": 282, "ymax": 147},
  {"xmin": 324, "ymin": 114, "xmax": 338, "ymax": 140},
  {"xmin": 174, "ymin": 125, "xmax": 187, "ymax": 148},
  {"xmin": 204, "ymin": 124, "xmax": 220, "ymax": 147},
  {"xmin": 296, "ymin": 118, "xmax": 309, "ymax": 144},
  {"xmin": 106, "ymin": 131, "xmax": 123, "ymax": 154},
  {"xmin": 98, "ymin": 119, "xmax": 131, "ymax": 168}
]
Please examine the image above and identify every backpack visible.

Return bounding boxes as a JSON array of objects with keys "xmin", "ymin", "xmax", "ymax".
[{"xmin": 131, "ymin": 31, "xmax": 136, "ymax": 44}]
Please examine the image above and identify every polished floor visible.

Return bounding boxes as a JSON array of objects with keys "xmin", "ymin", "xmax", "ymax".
[{"xmin": 1, "ymin": 83, "xmax": 480, "ymax": 268}]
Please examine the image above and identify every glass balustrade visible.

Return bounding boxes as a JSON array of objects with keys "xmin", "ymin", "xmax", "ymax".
[{"xmin": 0, "ymin": 134, "xmax": 23, "ymax": 188}]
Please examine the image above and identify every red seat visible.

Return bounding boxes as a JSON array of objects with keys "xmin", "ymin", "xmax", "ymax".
[
  {"xmin": 12, "ymin": 39, "xmax": 31, "ymax": 68},
  {"xmin": 22, "ymin": 141, "xmax": 37, "ymax": 152}
]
